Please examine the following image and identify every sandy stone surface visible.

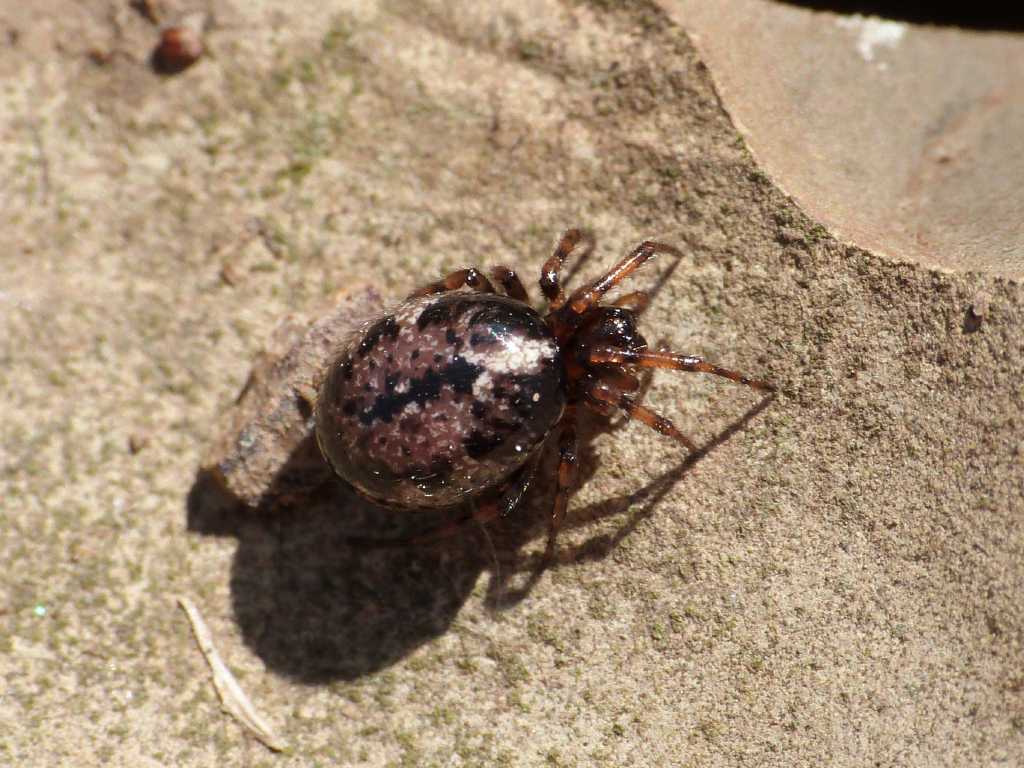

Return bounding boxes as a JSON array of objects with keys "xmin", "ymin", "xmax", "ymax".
[{"xmin": 1, "ymin": 1, "xmax": 1021, "ymax": 766}]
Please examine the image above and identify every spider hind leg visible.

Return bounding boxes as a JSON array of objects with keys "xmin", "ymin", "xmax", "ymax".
[{"xmin": 588, "ymin": 348, "xmax": 774, "ymax": 392}]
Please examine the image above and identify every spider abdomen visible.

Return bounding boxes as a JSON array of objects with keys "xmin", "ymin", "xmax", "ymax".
[{"xmin": 316, "ymin": 293, "xmax": 566, "ymax": 509}]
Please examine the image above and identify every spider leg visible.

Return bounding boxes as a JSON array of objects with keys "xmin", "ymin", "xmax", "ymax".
[
  {"xmin": 407, "ymin": 267, "xmax": 496, "ymax": 299},
  {"xmin": 606, "ymin": 341, "xmax": 664, "ymax": 432},
  {"xmin": 490, "ymin": 266, "xmax": 530, "ymax": 302},
  {"xmin": 545, "ymin": 404, "xmax": 579, "ymax": 558},
  {"xmin": 566, "ymin": 240, "xmax": 682, "ymax": 316},
  {"xmin": 585, "ymin": 380, "xmax": 697, "ymax": 452},
  {"xmin": 611, "ymin": 291, "xmax": 650, "ymax": 313},
  {"xmin": 355, "ymin": 456, "xmax": 540, "ymax": 548},
  {"xmin": 540, "ymin": 229, "xmax": 594, "ymax": 309},
  {"xmin": 411, "ymin": 459, "xmax": 537, "ymax": 544},
  {"xmin": 588, "ymin": 348, "xmax": 774, "ymax": 392},
  {"xmin": 594, "ymin": 367, "xmax": 641, "ymax": 395}
]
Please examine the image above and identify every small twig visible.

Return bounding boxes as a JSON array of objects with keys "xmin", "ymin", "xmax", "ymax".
[{"xmin": 176, "ymin": 596, "xmax": 289, "ymax": 753}]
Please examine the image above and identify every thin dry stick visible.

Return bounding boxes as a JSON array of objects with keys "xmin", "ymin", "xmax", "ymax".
[{"xmin": 176, "ymin": 595, "xmax": 289, "ymax": 752}]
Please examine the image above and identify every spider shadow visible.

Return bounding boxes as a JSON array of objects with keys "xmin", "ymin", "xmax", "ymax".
[
  {"xmin": 187, "ymin": 438, "xmax": 494, "ymax": 684},
  {"xmin": 185, "ymin": 392, "xmax": 772, "ymax": 683}
]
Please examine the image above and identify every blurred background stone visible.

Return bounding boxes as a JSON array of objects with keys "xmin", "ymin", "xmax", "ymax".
[{"xmin": 661, "ymin": 0, "xmax": 1024, "ymax": 277}]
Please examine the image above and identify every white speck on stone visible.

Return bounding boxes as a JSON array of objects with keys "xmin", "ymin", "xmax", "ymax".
[
  {"xmin": 532, "ymin": 393, "xmax": 540, "ymax": 402},
  {"xmin": 836, "ymin": 14, "xmax": 906, "ymax": 64}
]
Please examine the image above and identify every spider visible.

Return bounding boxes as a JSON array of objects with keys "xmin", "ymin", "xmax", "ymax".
[{"xmin": 315, "ymin": 229, "xmax": 773, "ymax": 541}]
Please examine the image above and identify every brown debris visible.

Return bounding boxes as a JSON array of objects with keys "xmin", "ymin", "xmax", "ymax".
[
  {"xmin": 199, "ymin": 285, "xmax": 382, "ymax": 509},
  {"xmin": 152, "ymin": 13, "xmax": 206, "ymax": 74}
]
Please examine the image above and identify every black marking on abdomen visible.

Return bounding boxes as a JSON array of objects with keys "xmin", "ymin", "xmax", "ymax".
[
  {"xmin": 469, "ymin": 332, "xmax": 490, "ymax": 347},
  {"xmin": 358, "ymin": 316, "xmax": 399, "ymax": 357},
  {"xmin": 469, "ymin": 301, "xmax": 548, "ymax": 340},
  {"xmin": 416, "ymin": 302, "xmax": 452, "ymax": 330},
  {"xmin": 446, "ymin": 356, "xmax": 481, "ymax": 396},
  {"xmin": 463, "ymin": 429, "xmax": 505, "ymax": 459},
  {"xmin": 357, "ymin": 358, "xmax": 484, "ymax": 425}
]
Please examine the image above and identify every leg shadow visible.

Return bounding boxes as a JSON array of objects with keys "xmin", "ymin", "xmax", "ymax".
[{"xmin": 480, "ymin": 392, "xmax": 776, "ymax": 609}]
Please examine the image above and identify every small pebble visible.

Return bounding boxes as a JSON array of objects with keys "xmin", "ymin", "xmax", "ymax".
[{"xmin": 153, "ymin": 20, "xmax": 203, "ymax": 74}]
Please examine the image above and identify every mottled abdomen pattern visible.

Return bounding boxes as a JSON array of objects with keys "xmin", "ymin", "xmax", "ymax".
[{"xmin": 316, "ymin": 293, "xmax": 566, "ymax": 509}]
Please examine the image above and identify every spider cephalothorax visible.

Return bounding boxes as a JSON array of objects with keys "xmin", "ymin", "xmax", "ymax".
[{"xmin": 315, "ymin": 229, "xmax": 772, "ymax": 538}]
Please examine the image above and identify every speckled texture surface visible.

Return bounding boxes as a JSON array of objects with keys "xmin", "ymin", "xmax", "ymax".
[
  {"xmin": 1, "ymin": 1, "xmax": 1021, "ymax": 766},
  {"xmin": 316, "ymin": 292, "xmax": 565, "ymax": 509}
]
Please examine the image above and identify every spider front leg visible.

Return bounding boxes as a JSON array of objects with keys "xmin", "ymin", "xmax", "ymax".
[
  {"xmin": 540, "ymin": 229, "xmax": 594, "ymax": 309},
  {"xmin": 605, "ymin": 339, "xmax": 668, "ymax": 432},
  {"xmin": 408, "ymin": 267, "xmax": 496, "ymax": 299},
  {"xmin": 588, "ymin": 348, "xmax": 774, "ymax": 392},
  {"xmin": 490, "ymin": 266, "xmax": 530, "ymax": 302},
  {"xmin": 611, "ymin": 291, "xmax": 650, "ymax": 313},
  {"xmin": 566, "ymin": 240, "xmax": 682, "ymax": 316}
]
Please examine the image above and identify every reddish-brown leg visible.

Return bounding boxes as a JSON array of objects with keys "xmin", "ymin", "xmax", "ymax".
[
  {"xmin": 611, "ymin": 291, "xmax": 650, "ymax": 313},
  {"xmin": 374, "ymin": 456, "xmax": 540, "ymax": 547},
  {"xmin": 605, "ymin": 342, "xmax": 661, "ymax": 433},
  {"xmin": 585, "ymin": 380, "xmax": 697, "ymax": 452},
  {"xmin": 408, "ymin": 267, "xmax": 496, "ymax": 298},
  {"xmin": 545, "ymin": 405, "xmax": 579, "ymax": 558},
  {"xmin": 566, "ymin": 241, "xmax": 682, "ymax": 315},
  {"xmin": 540, "ymin": 229, "xmax": 594, "ymax": 309},
  {"xmin": 588, "ymin": 348, "xmax": 774, "ymax": 392},
  {"xmin": 591, "ymin": 367, "xmax": 641, "ymax": 395},
  {"xmin": 490, "ymin": 266, "xmax": 530, "ymax": 302}
]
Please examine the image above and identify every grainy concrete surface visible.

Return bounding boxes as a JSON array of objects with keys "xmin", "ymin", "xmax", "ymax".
[{"xmin": 1, "ymin": 1, "xmax": 1021, "ymax": 766}]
